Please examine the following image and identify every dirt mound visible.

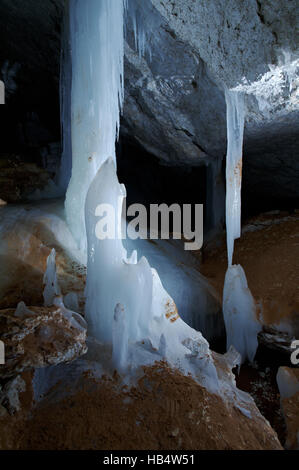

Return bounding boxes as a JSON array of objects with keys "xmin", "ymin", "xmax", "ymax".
[{"xmin": 0, "ymin": 364, "xmax": 282, "ymax": 450}]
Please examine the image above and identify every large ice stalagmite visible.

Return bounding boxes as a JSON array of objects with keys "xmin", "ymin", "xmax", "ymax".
[
  {"xmin": 223, "ymin": 90, "xmax": 261, "ymax": 363},
  {"xmin": 65, "ymin": 0, "xmax": 125, "ymax": 251},
  {"xmin": 85, "ymin": 152, "xmax": 219, "ymax": 392},
  {"xmin": 85, "ymin": 158, "xmax": 153, "ymax": 343}
]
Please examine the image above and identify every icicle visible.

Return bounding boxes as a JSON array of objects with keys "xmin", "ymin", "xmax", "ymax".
[
  {"xmin": 223, "ymin": 90, "xmax": 261, "ymax": 363},
  {"xmin": 225, "ymin": 90, "xmax": 245, "ymax": 266},
  {"xmin": 43, "ymin": 249, "xmax": 61, "ymax": 307},
  {"xmin": 65, "ymin": 0, "xmax": 126, "ymax": 251}
]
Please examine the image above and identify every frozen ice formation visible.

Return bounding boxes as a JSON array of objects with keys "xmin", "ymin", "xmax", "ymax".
[
  {"xmin": 65, "ymin": 0, "xmax": 126, "ymax": 251},
  {"xmin": 43, "ymin": 249, "xmax": 61, "ymax": 307},
  {"xmin": 62, "ymin": 0, "xmax": 241, "ymax": 391},
  {"xmin": 84, "ymin": 157, "xmax": 219, "ymax": 392},
  {"xmin": 225, "ymin": 90, "xmax": 245, "ymax": 268},
  {"xmin": 232, "ymin": 53, "xmax": 299, "ymax": 118},
  {"xmin": 277, "ymin": 367, "xmax": 299, "ymax": 400},
  {"xmin": 223, "ymin": 90, "xmax": 260, "ymax": 363},
  {"xmin": 112, "ymin": 304, "xmax": 129, "ymax": 373},
  {"xmin": 223, "ymin": 265, "xmax": 261, "ymax": 363}
]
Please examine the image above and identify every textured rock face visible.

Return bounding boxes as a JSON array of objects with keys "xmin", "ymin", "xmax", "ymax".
[
  {"xmin": 277, "ymin": 367, "xmax": 299, "ymax": 449},
  {"xmin": 0, "ymin": 0, "xmax": 298, "ymax": 206},
  {"xmin": 0, "ymin": 304, "xmax": 87, "ymax": 379},
  {"xmin": 123, "ymin": 0, "xmax": 299, "ymax": 205},
  {"xmin": 123, "ymin": 1, "xmax": 226, "ymax": 165},
  {"xmin": 150, "ymin": 0, "xmax": 298, "ymax": 88}
]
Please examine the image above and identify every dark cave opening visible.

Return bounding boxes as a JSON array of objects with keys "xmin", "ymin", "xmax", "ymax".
[{"xmin": 117, "ymin": 136, "xmax": 208, "ymax": 236}]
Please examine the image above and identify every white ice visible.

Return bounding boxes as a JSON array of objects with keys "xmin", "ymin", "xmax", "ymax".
[
  {"xmin": 65, "ymin": 0, "xmax": 125, "ymax": 251},
  {"xmin": 223, "ymin": 90, "xmax": 260, "ymax": 363},
  {"xmin": 277, "ymin": 367, "xmax": 299, "ymax": 400},
  {"xmin": 43, "ymin": 248, "xmax": 61, "ymax": 307},
  {"xmin": 225, "ymin": 89, "xmax": 245, "ymax": 267},
  {"xmin": 223, "ymin": 265, "xmax": 261, "ymax": 364}
]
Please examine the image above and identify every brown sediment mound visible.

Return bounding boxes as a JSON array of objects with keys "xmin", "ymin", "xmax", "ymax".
[
  {"xmin": 282, "ymin": 391, "xmax": 299, "ymax": 450},
  {"xmin": 0, "ymin": 364, "xmax": 282, "ymax": 450},
  {"xmin": 200, "ymin": 213, "xmax": 299, "ymax": 331}
]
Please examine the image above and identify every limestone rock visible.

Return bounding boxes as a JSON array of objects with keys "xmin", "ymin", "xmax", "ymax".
[
  {"xmin": 0, "ymin": 375, "xmax": 26, "ymax": 414},
  {"xmin": 0, "ymin": 303, "xmax": 87, "ymax": 379},
  {"xmin": 277, "ymin": 367, "xmax": 299, "ymax": 449}
]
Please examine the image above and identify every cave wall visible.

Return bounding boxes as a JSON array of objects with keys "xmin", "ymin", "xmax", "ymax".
[{"xmin": 0, "ymin": 0, "xmax": 298, "ymax": 213}]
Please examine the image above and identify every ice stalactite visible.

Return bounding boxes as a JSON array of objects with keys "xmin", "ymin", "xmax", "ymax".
[
  {"xmin": 224, "ymin": 90, "xmax": 245, "ymax": 267},
  {"xmin": 65, "ymin": 0, "xmax": 126, "ymax": 251},
  {"xmin": 223, "ymin": 90, "xmax": 261, "ymax": 363}
]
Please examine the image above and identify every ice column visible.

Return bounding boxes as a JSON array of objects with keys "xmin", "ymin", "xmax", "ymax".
[
  {"xmin": 225, "ymin": 90, "xmax": 245, "ymax": 267},
  {"xmin": 65, "ymin": 0, "xmax": 125, "ymax": 251},
  {"xmin": 65, "ymin": 0, "xmax": 219, "ymax": 390},
  {"xmin": 223, "ymin": 90, "xmax": 261, "ymax": 363}
]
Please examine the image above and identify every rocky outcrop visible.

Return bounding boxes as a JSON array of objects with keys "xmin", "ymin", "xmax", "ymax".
[
  {"xmin": 0, "ymin": 375, "xmax": 26, "ymax": 415},
  {"xmin": 277, "ymin": 367, "xmax": 299, "ymax": 449},
  {"xmin": 0, "ymin": 157, "xmax": 51, "ymax": 203},
  {"xmin": 0, "ymin": 303, "xmax": 87, "ymax": 379},
  {"xmin": 123, "ymin": 0, "xmax": 299, "ymax": 208}
]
